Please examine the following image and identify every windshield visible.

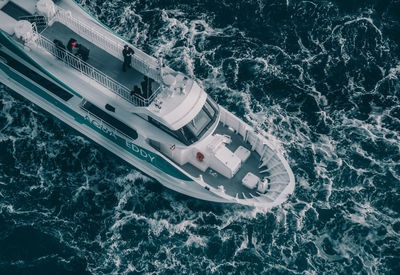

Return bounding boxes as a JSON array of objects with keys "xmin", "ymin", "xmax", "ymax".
[
  {"xmin": 179, "ymin": 98, "xmax": 218, "ymax": 144},
  {"xmin": 186, "ymin": 108, "xmax": 211, "ymax": 136},
  {"xmin": 148, "ymin": 98, "xmax": 218, "ymax": 146}
]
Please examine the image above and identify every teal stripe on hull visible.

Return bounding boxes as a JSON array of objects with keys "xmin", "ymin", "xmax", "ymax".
[
  {"xmin": 0, "ymin": 31, "xmax": 82, "ymax": 98},
  {"xmin": 0, "ymin": 56, "xmax": 192, "ymax": 182}
]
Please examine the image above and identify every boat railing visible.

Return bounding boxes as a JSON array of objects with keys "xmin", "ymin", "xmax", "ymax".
[
  {"xmin": 219, "ymin": 107, "xmax": 292, "ymax": 188},
  {"xmin": 30, "ymin": 27, "xmax": 158, "ymax": 107},
  {"xmin": 219, "ymin": 107, "xmax": 273, "ymax": 159},
  {"xmin": 48, "ymin": 8, "xmax": 163, "ymax": 83},
  {"xmin": 19, "ymin": 15, "xmax": 48, "ymax": 31}
]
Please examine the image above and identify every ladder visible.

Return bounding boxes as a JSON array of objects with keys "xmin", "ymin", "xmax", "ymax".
[{"xmin": 19, "ymin": 15, "xmax": 47, "ymax": 32}]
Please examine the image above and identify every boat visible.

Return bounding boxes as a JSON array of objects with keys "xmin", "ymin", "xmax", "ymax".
[{"xmin": 0, "ymin": 0, "xmax": 295, "ymax": 207}]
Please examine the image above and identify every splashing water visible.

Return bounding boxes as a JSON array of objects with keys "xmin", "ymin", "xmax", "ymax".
[{"xmin": 1, "ymin": 0, "xmax": 400, "ymax": 274}]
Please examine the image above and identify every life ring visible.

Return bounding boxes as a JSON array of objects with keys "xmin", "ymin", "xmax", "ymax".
[{"xmin": 196, "ymin": 152, "xmax": 204, "ymax": 162}]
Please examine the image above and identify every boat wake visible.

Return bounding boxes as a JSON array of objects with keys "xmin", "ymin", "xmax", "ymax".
[{"xmin": 1, "ymin": 0, "xmax": 400, "ymax": 273}]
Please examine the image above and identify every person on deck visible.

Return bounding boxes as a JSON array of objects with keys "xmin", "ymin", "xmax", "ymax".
[
  {"xmin": 130, "ymin": 85, "xmax": 142, "ymax": 97},
  {"xmin": 122, "ymin": 45, "xmax": 135, "ymax": 72},
  {"xmin": 75, "ymin": 44, "xmax": 90, "ymax": 61},
  {"xmin": 67, "ymin": 38, "xmax": 77, "ymax": 53},
  {"xmin": 53, "ymin": 39, "xmax": 66, "ymax": 60}
]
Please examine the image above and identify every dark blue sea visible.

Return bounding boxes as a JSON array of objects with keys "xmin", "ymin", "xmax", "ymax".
[{"xmin": 1, "ymin": 0, "xmax": 400, "ymax": 274}]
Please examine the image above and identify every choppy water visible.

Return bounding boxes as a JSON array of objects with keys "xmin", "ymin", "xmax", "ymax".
[{"xmin": 1, "ymin": 0, "xmax": 400, "ymax": 274}]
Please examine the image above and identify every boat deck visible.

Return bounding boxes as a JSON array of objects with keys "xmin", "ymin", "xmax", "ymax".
[
  {"xmin": 182, "ymin": 122, "xmax": 268, "ymax": 199},
  {"xmin": 38, "ymin": 22, "xmax": 267, "ymax": 200},
  {"xmin": 41, "ymin": 21, "xmax": 158, "ymax": 98}
]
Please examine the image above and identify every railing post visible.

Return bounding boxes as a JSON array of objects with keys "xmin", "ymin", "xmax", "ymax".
[{"xmin": 31, "ymin": 20, "xmax": 161, "ymax": 107}]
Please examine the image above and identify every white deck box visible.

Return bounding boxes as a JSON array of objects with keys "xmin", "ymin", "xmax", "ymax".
[
  {"xmin": 242, "ymin": 172, "xmax": 259, "ymax": 189},
  {"xmin": 234, "ymin": 146, "xmax": 251, "ymax": 163}
]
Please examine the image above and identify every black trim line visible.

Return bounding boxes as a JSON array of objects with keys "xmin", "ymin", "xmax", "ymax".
[{"xmin": 0, "ymin": 50, "xmax": 73, "ymax": 101}]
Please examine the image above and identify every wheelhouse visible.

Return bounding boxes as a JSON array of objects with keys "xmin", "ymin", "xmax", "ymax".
[
  {"xmin": 179, "ymin": 98, "xmax": 219, "ymax": 145},
  {"xmin": 149, "ymin": 97, "xmax": 219, "ymax": 146}
]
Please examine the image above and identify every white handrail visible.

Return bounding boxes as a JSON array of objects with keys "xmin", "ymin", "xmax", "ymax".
[
  {"xmin": 49, "ymin": 8, "xmax": 163, "ymax": 83},
  {"xmin": 31, "ymin": 30, "xmax": 155, "ymax": 106},
  {"xmin": 219, "ymin": 106, "xmax": 271, "ymax": 156},
  {"xmin": 80, "ymin": 101, "xmax": 136, "ymax": 142}
]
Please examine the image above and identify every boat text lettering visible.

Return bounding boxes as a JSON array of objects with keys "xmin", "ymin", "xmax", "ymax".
[
  {"xmin": 126, "ymin": 140, "xmax": 155, "ymax": 163},
  {"xmin": 85, "ymin": 114, "xmax": 117, "ymax": 139}
]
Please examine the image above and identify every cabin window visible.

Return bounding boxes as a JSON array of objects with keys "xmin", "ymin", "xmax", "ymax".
[
  {"xmin": 203, "ymin": 98, "xmax": 216, "ymax": 118},
  {"xmin": 179, "ymin": 126, "xmax": 197, "ymax": 145},
  {"xmin": 0, "ymin": 51, "xmax": 73, "ymax": 101},
  {"xmin": 82, "ymin": 100, "xmax": 138, "ymax": 140},
  {"xmin": 185, "ymin": 107, "xmax": 211, "ymax": 137},
  {"xmin": 148, "ymin": 117, "xmax": 182, "ymax": 141},
  {"xmin": 180, "ymin": 98, "xmax": 218, "ymax": 142},
  {"xmin": 147, "ymin": 97, "xmax": 218, "ymax": 146},
  {"xmin": 1, "ymin": 2, "xmax": 31, "ymax": 20}
]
